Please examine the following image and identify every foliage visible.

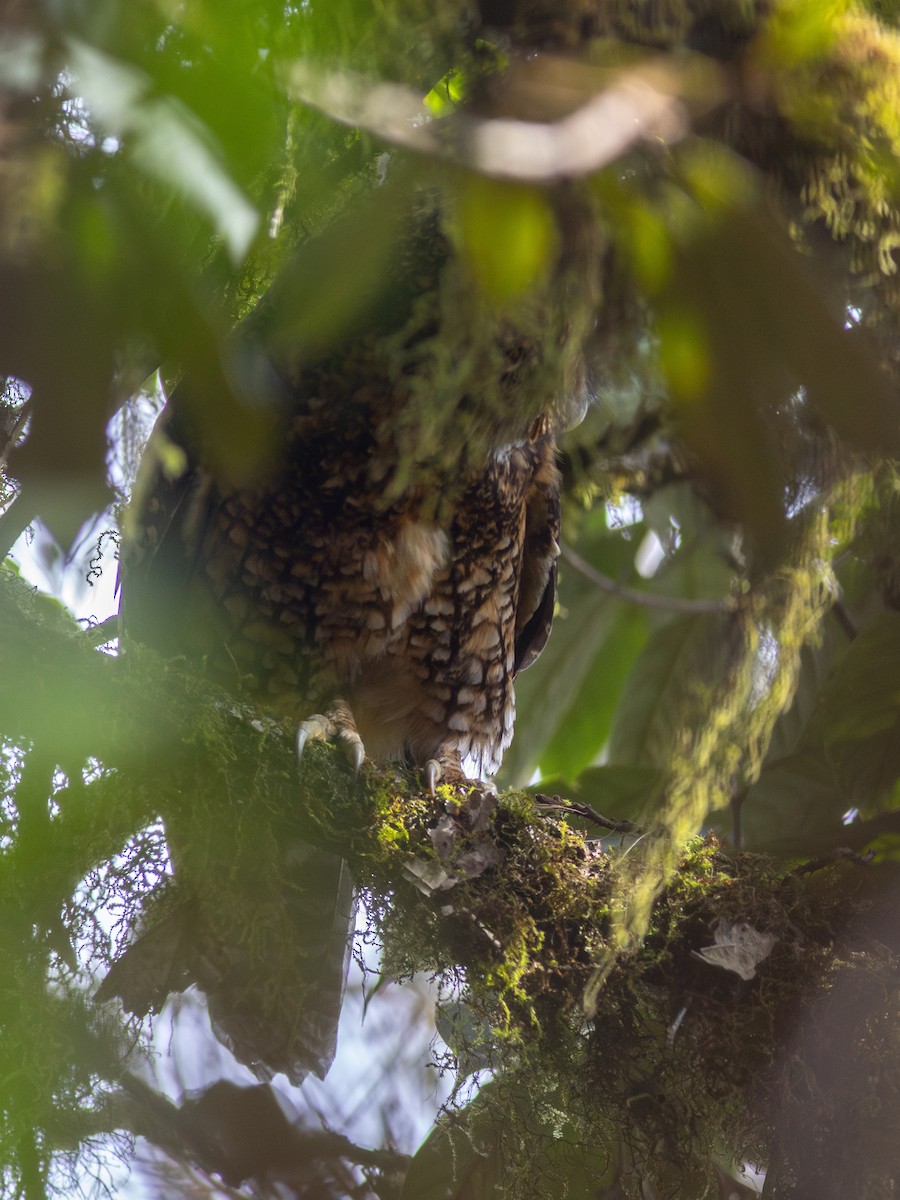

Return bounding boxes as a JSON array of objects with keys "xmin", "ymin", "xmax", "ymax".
[{"xmin": 2, "ymin": 0, "xmax": 900, "ymax": 1198}]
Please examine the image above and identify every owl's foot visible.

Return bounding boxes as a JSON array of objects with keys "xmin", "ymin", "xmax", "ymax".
[
  {"xmin": 296, "ymin": 699, "xmax": 365, "ymax": 776},
  {"xmin": 424, "ymin": 758, "xmax": 443, "ymax": 797},
  {"xmin": 423, "ymin": 755, "xmax": 497, "ymax": 799}
]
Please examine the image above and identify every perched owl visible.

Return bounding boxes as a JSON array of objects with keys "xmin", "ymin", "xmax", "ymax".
[
  {"xmin": 127, "ymin": 397, "xmax": 561, "ymax": 787},
  {"xmin": 115, "ymin": 210, "xmax": 575, "ymax": 1082}
]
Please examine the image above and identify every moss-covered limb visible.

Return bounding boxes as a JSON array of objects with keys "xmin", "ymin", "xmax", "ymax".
[
  {"xmin": 0, "ymin": 561, "xmax": 884, "ymax": 1025},
  {"xmin": 357, "ymin": 767, "xmax": 886, "ymax": 1049},
  {"xmin": 3, "ymin": 563, "xmax": 899, "ymax": 1198},
  {"xmin": 0, "ymin": 557, "xmax": 886, "ymax": 951},
  {"xmin": 374, "ymin": 799, "xmax": 900, "ymax": 1199}
]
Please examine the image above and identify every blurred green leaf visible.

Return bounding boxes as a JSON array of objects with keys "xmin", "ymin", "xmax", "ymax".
[
  {"xmin": 456, "ymin": 176, "xmax": 558, "ymax": 301},
  {"xmin": 252, "ymin": 174, "xmax": 413, "ymax": 365},
  {"xmin": 538, "ymin": 605, "xmax": 647, "ymax": 779},
  {"xmin": 503, "ymin": 527, "xmax": 638, "ymax": 786},
  {"xmin": 762, "ymin": 634, "xmax": 844, "ymax": 764},
  {"xmin": 67, "ymin": 39, "xmax": 260, "ymax": 262},
  {"xmin": 737, "ymin": 614, "xmax": 900, "ymax": 853},
  {"xmin": 736, "ymin": 750, "xmax": 846, "ymax": 854},
  {"xmin": 803, "ymin": 611, "xmax": 900, "ymax": 807},
  {"xmin": 607, "ymin": 612, "xmax": 734, "ymax": 767},
  {"xmin": 761, "ymin": 0, "xmax": 842, "ymax": 67},
  {"xmin": 632, "ymin": 145, "xmax": 900, "ymax": 565},
  {"xmin": 424, "ymin": 67, "xmax": 468, "ymax": 114}
]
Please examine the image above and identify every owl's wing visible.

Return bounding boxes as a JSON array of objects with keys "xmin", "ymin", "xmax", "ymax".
[
  {"xmin": 513, "ymin": 436, "xmax": 561, "ymax": 675},
  {"xmin": 514, "ymin": 556, "xmax": 557, "ymax": 675}
]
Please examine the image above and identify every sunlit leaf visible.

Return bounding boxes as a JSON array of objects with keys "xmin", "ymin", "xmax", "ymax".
[
  {"xmin": 538, "ymin": 605, "xmax": 647, "ymax": 779},
  {"xmin": 424, "ymin": 68, "xmax": 468, "ymax": 114},
  {"xmin": 761, "ymin": 0, "xmax": 844, "ymax": 67},
  {"xmin": 656, "ymin": 305, "xmax": 712, "ymax": 403},
  {"xmin": 503, "ymin": 528, "xmax": 638, "ymax": 786},
  {"xmin": 456, "ymin": 176, "xmax": 557, "ymax": 301}
]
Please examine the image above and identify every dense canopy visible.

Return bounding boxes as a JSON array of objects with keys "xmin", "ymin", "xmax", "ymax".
[{"xmin": 1, "ymin": 1, "xmax": 900, "ymax": 1197}]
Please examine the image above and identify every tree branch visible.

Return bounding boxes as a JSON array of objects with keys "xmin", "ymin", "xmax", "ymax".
[
  {"xmin": 560, "ymin": 542, "xmax": 738, "ymax": 613},
  {"xmin": 3, "ymin": 561, "xmax": 899, "ymax": 1200},
  {"xmin": 533, "ymin": 793, "xmax": 642, "ymax": 835}
]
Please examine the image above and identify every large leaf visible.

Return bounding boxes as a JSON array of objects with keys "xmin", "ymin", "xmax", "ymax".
[
  {"xmin": 537, "ymin": 605, "xmax": 647, "ymax": 780},
  {"xmin": 737, "ymin": 613, "xmax": 900, "ymax": 853},
  {"xmin": 735, "ymin": 750, "xmax": 847, "ymax": 855},
  {"xmin": 802, "ymin": 611, "xmax": 900, "ymax": 809},
  {"xmin": 762, "ymin": 631, "xmax": 844, "ymax": 765},
  {"xmin": 641, "ymin": 481, "xmax": 737, "ymax": 605},
  {"xmin": 606, "ymin": 611, "xmax": 734, "ymax": 767},
  {"xmin": 502, "ymin": 526, "xmax": 638, "ymax": 786}
]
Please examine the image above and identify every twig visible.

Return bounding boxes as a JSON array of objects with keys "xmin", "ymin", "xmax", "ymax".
[
  {"xmin": 83, "ymin": 614, "xmax": 120, "ymax": 646},
  {"xmin": 285, "ymin": 58, "xmax": 693, "ymax": 182},
  {"xmin": 792, "ymin": 847, "xmax": 874, "ymax": 876},
  {"xmin": 560, "ymin": 543, "xmax": 737, "ymax": 614},
  {"xmin": 533, "ymin": 793, "xmax": 642, "ymax": 835},
  {"xmin": 830, "ymin": 597, "xmax": 858, "ymax": 641}
]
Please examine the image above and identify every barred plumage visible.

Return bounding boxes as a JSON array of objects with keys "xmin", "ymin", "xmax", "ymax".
[{"xmin": 117, "ymin": 218, "xmax": 569, "ymax": 1083}]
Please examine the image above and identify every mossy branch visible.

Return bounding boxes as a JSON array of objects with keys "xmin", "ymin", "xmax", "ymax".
[{"xmin": 2, "ymin": 563, "xmax": 900, "ymax": 1198}]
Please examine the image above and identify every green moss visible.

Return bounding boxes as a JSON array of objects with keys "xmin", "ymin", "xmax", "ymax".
[{"xmin": 370, "ymin": 781, "xmax": 417, "ymax": 851}]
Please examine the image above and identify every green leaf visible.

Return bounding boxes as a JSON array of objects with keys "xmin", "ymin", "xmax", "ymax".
[
  {"xmin": 606, "ymin": 612, "xmax": 734, "ymax": 767},
  {"xmin": 503, "ymin": 530, "xmax": 638, "ymax": 786},
  {"xmin": 644, "ymin": 146, "xmax": 900, "ymax": 565},
  {"xmin": 67, "ymin": 39, "xmax": 259, "ymax": 262},
  {"xmin": 803, "ymin": 611, "xmax": 900, "ymax": 807},
  {"xmin": 251, "ymin": 172, "xmax": 414, "ymax": 364},
  {"xmin": 456, "ymin": 176, "xmax": 558, "ymax": 302},
  {"xmin": 736, "ymin": 750, "xmax": 846, "ymax": 855},
  {"xmin": 538, "ymin": 605, "xmax": 647, "ymax": 780},
  {"xmin": 762, "ymin": 631, "xmax": 844, "ymax": 764},
  {"xmin": 641, "ymin": 483, "xmax": 737, "ymax": 604}
]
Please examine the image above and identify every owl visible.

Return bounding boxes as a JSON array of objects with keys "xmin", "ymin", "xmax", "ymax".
[{"xmin": 115, "ymin": 213, "xmax": 571, "ymax": 1082}]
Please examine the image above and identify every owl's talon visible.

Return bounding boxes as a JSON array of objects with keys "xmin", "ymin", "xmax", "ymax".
[
  {"xmin": 297, "ymin": 714, "xmax": 335, "ymax": 763},
  {"xmin": 296, "ymin": 726, "xmax": 312, "ymax": 762},
  {"xmin": 297, "ymin": 704, "xmax": 364, "ymax": 775},
  {"xmin": 346, "ymin": 736, "xmax": 366, "ymax": 777},
  {"xmin": 424, "ymin": 759, "xmax": 442, "ymax": 797}
]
